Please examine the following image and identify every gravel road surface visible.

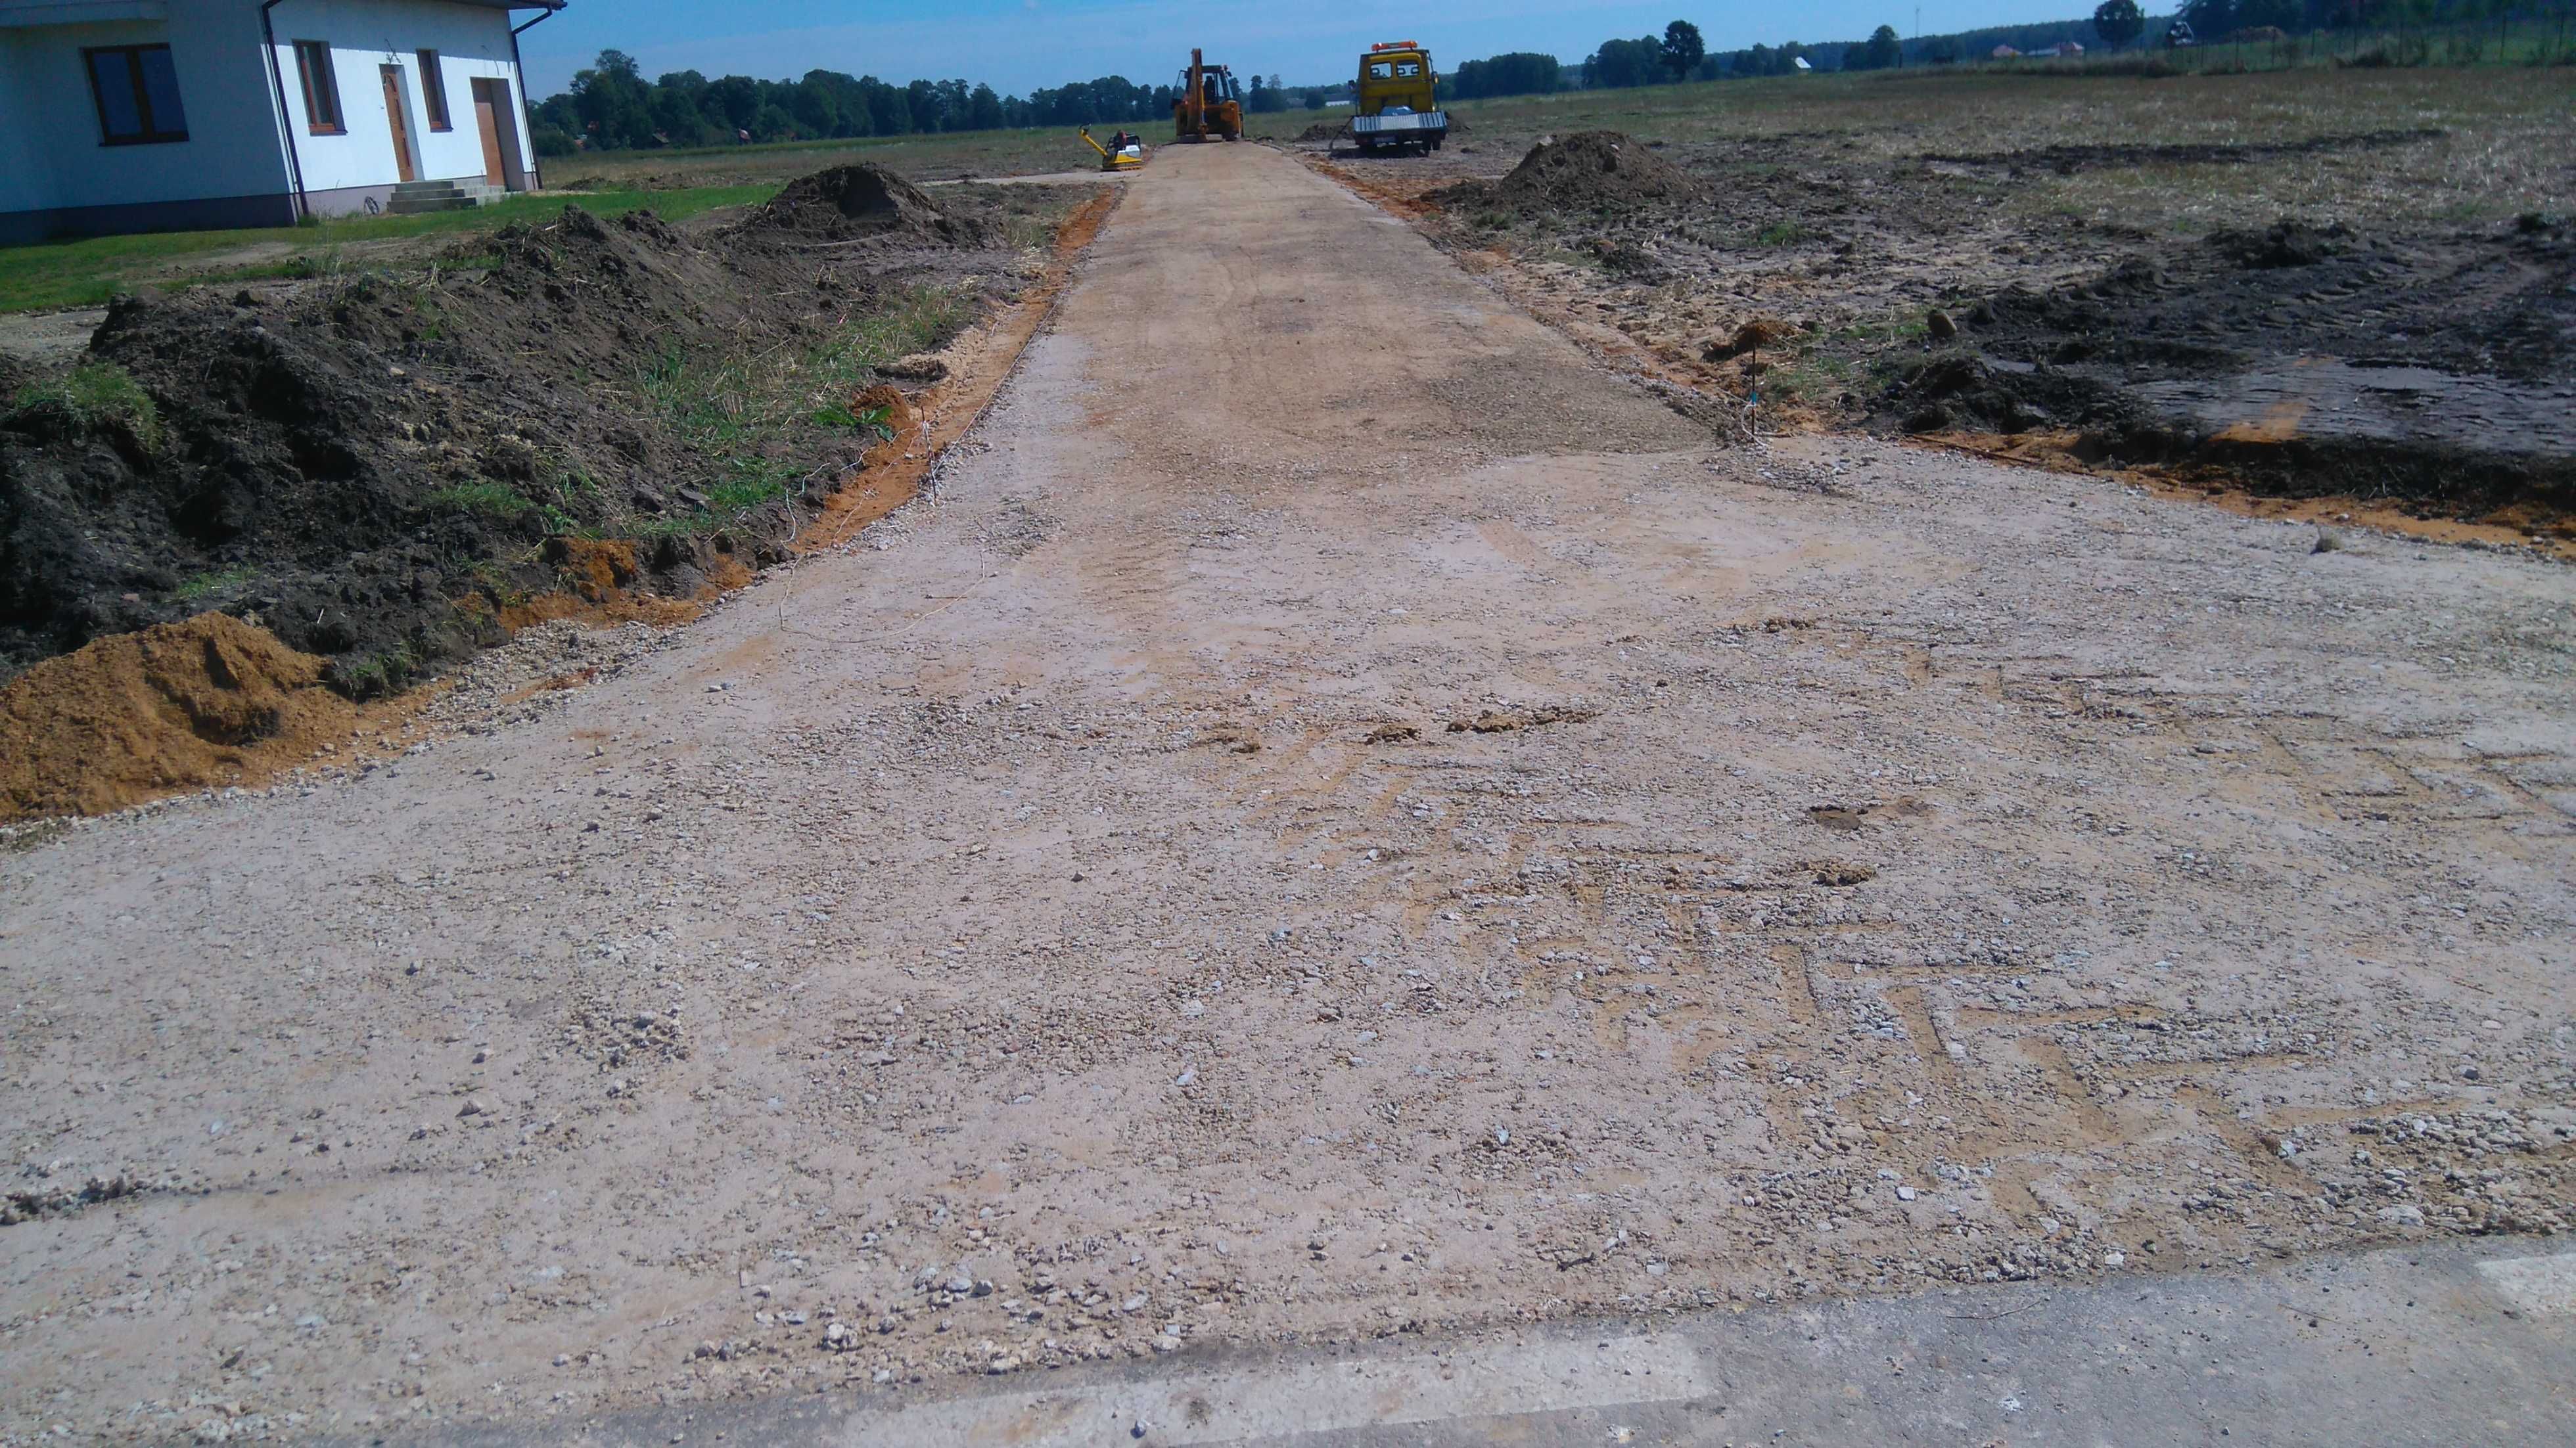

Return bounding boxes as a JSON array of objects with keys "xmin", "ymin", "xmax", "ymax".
[{"xmin": 4, "ymin": 142, "xmax": 2570, "ymax": 1444}]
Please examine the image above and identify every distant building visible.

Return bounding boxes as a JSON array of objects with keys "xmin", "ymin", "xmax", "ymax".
[
  {"xmin": 1791, "ymin": 55, "xmax": 1812, "ymax": 71},
  {"xmin": 0, "ymin": 0, "xmax": 561, "ymax": 243},
  {"xmin": 2052, "ymin": 40, "xmax": 2085, "ymax": 57},
  {"xmin": 1990, "ymin": 44, "xmax": 2022, "ymax": 59}
]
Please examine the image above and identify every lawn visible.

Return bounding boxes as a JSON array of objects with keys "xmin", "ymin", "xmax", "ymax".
[
  {"xmin": 0, "ymin": 183, "xmax": 775, "ymax": 314},
  {"xmin": 544, "ymin": 124, "xmax": 1132, "ymax": 191}
]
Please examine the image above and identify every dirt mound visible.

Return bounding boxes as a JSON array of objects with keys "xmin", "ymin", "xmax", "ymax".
[
  {"xmin": 1, "ymin": 190, "xmax": 1021, "ymax": 700},
  {"xmin": 0, "ymin": 612, "xmax": 359, "ymax": 821},
  {"xmin": 737, "ymin": 164, "xmax": 1001, "ymax": 247},
  {"xmin": 1884, "ymin": 352, "xmax": 2139, "ymax": 437},
  {"xmin": 1493, "ymin": 132, "xmax": 1704, "ymax": 214},
  {"xmin": 2207, "ymin": 219, "xmax": 2354, "ymax": 268},
  {"xmin": 1296, "ymin": 121, "xmax": 1345, "ymax": 143},
  {"xmin": 1705, "ymin": 317, "xmax": 1801, "ymax": 361}
]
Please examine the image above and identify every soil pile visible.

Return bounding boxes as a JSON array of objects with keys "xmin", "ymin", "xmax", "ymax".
[
  {"xmin": 1296, "ymin": 121, "xmax": 1345, "ymax": 143},
  {"xmin": 2207, "ymin": 219, "xmax": 2353, "ymax": 269},
  {"xmin": 1492, "ymin": 132, "xmax": 1704, "ymax": 214},
  {"xmin": 738, "ymin": 164, "xmax": 1002, "ymax": 248},
  {"xmin": 1, "ymin": 187, "xmax": 1024, "ymax": 702},
  {"xmin": 0, "ymin": 612, "xmax": 357, "ymax": 821}
]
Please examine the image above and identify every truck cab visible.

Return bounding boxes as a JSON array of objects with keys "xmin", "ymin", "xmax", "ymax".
[{"xmin": 1350, "ymin": 41, "xmax": 1446, "ymax": 154}]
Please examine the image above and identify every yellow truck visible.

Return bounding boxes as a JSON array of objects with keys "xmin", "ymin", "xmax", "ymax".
[{"xmin": 1349, "ymin": 40, "xmax": 1446, "ymax": 154}]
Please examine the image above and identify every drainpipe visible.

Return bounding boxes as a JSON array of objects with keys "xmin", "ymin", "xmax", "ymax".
[
  {"xmin": 508, "ymin": 3, "xmax": 560, "ymax": 191},
  {"xmin": 260, "ymin": 0, "xmax": 310, "ymax": 221}
]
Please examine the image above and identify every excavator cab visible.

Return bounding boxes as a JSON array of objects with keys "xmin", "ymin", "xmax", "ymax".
[{"xmin": 1172, "ymin": 49, "xmax": 1243, "ymax": 142}]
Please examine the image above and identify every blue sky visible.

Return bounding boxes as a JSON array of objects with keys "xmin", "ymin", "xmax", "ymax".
[{"xmin": 516, "ymin": 1, "xmax": 2095, "ymax": 99}]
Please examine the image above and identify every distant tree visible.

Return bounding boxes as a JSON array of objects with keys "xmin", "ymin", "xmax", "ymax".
[
  {"xmin": 1854, "ymin": 24, "xmax": 1904, "ymax": 68},
  {"xmin": 1928, "ymin": 36, "xmax": 1963, "ymax": 63},
  {"xmin": 1584, "ymin": 35, "xmax": 1665, "ymax": 87},
  {"xmin": 968, "ymin": 82, "xmax": 1004, "ymax": 130},
  {"xmin": 1299, "ymin": 85, "xmax": 1330, "ymax": 109},
  {"xmin": 1451, "ymin": 52, "xmax": 1559, "ymax": 99},
  {"xmin": 1661, "ymin": 20, "xmax": 1706, "ymax": 80},
  {"xmin": 862, "ymin": 76, "xmax": 909, "ymax": 135},
  {"xmin": 2178, "ymin": 0, "xmax": 2242, "ymax": 37},
  {"xmin": 570, "ymin": 49, "xmax": 656, "ymax": 149},
  {"xmin": 704, "ymin": 75, "xmax": 760, "ymax": 134},
  {"xmin": 752, "ymin": 102, "xmax": 794, "ymax": 142},
  {"xmin": 2093, "ymin": 0, "xmax": 2148, "ymax": 47}
]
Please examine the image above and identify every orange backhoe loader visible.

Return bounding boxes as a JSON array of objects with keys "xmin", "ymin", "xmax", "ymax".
[{"xmin": 1172, "ymin": 49, "xmax": 1243, "ymax": 143}]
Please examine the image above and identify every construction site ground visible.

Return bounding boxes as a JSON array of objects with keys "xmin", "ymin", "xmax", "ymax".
[{"xmin": 3, "ymin": 137, "xmax": 2573, "ymax": 1445}]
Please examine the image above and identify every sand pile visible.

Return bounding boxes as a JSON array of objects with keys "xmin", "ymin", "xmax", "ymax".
[{"xmin": 0, "ymin": 612, "xmax": 359, "ymax": 821}]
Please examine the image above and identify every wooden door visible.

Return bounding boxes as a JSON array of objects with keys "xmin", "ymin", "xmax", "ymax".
[
  {"xmin": 380, "ymin": 65, "xmax": 415, "ymax": 182},
  {"xmin": 472, "ymin": 79, "xmax": 505, "ymax": 186}
]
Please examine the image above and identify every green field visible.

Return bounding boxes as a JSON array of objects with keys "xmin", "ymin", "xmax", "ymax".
[{"xmin": 1428, "ymin": 62, "xmax": 2574, "ymax": 232}]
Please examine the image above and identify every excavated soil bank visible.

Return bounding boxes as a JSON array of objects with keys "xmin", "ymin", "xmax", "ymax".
[
  {"xmin": 1877, "ymin": 214, "xmax": 2576, "ymax": 524},
  {"xmin": 0, "ymin": 613, "xmax": 362, "ymax": 821},
  {"xmin": 0, "ymin": 166, "xmax": 1071, "ymax": 699}
]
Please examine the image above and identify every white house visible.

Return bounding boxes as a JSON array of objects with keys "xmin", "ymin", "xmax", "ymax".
[{"xmin": 0, "ymin": 0, "xmax": 560, "ymax": 243}]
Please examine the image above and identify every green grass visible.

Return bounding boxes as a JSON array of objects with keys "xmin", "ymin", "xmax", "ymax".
[
  {"xmin": 6, "ymin": 361, "xmax": 160, "ymax": 449},
  {"xmin": 0, "ymin": 183, "xmax": 777, "ymax": 313},
  {"xmin": 427, "ymin": 480, "xmax": 537, "ymax": 520},
  {"xmin": 633, "ymin": 284, "xmax": 971, "ymax": 536},
  {"xmin": 170, "ymin": 563, "xmax": 256, "ymax": 602},
  {"xmin": 546, "ymin": 124, "xmax": 1132, "ymax": 192}
]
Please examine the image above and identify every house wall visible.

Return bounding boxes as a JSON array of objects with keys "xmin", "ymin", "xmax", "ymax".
[
  {"xmin": 0, "ymin": 4, "xmax": 296, "ymax": 240},
  {"xmin": 265, "ymin": 0, "xmax": 536, "ymax": 215},
  {"xmin": 0, "ymin": 1, "xmax": 543, "ymax": 240}
]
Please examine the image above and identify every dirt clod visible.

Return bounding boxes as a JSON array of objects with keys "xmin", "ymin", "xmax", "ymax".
[
  {"xmin": 1446, "ymin": 704, "xmax": 1602, "ymax": 733},
  {"xmin": 1810, "ymin": 859, "xmax": 1877, "ymax": 887},
  {"xmin": 2207, "ymin": 219, "xmax": 2354, "ymax": 269},
  {"xmin": 1363, "ymin": 723, "xmax": 1420, "ymax": 744}
]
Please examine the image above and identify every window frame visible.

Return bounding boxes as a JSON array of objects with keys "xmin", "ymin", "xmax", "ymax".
[
  {"xmin": 83, "ymin": 43, "xmax": 189, "ymax": 147},
  {"xmin": 293, "ymin": 39, "xmax": 344, "ymax": 135},
  {"xmin": 417, "ymin": 49, "xmax": 450, "ymax": 130}
]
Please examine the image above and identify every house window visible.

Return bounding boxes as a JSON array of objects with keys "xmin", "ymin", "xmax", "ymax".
[
  {"xmin": 418, "ymin": 49, "xmax": 450, "ymax": 129},
  {"xmin": 85, "ymin": 44, "xmax": 189, "ymax": 145},
  {"xmin": 293, "ymin": 40, "xmax": 343, "ymax": 134}
]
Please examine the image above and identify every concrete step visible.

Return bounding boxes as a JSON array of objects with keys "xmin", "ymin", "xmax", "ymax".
[
  {"xmin": 384, "ymin": 192, "xmax": 476, "ymax": 214},
  {"xmin": 384, "ymin": 179, "xmax": 508, "ymax": 214}
]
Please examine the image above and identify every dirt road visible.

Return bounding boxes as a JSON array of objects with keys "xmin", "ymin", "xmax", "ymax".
[{"xmin": 5, "ymin": 142, "xmax": 2573, "ymax": 1443}]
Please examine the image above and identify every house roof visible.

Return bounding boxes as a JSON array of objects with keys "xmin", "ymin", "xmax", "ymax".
[
  {"xmin": 0, "ymin": 1, "xmax": 166, "ymax": 27},
  {"xmin": 0, "ymin": 0, "xmax": 561, "ymax": 21}
]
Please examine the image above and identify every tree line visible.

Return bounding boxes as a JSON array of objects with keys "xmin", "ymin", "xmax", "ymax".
[{"xmin": 530, "ymin": 51, "xmax": 1305, "ymax": 154}]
